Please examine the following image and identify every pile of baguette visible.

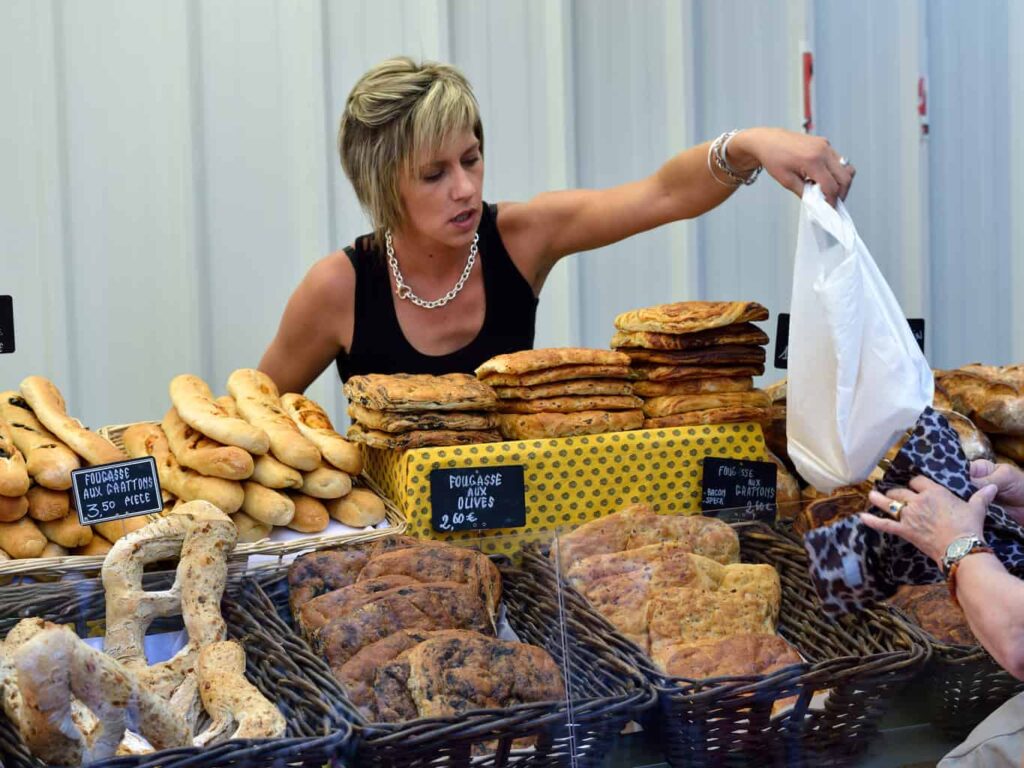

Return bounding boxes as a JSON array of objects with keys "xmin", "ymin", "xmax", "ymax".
[
  {"xmin": 0, "ymin": 377, "xmax": 131, "ymax": 561},
  {"xmin": 123, "ymin": 369, "xmax": 386, "ymax": 543}
]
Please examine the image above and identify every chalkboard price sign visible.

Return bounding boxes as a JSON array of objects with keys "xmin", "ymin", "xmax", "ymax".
[
  {"xmin": 0, "ymin": 296, "xmax": 14, "ymax": 354},
  {"xmin": 429, "ymin": 466, "xmax": 526, "ymax": 532},
  {"xmin": 701, "ymin": 457, "xmax": 778, "ymax": 523},
  {"xmin": 71, "ymin": 457, "xmax": 164, "ymax": 526}
]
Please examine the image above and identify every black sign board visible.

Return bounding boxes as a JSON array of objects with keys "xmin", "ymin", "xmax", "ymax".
[
  {"xmin": 71, "ymin": 457, "xmax": 163, "ymax": 526},
  {"xmin": 701, "ymin": 457, "xmax": 778, "ymax": 523},
  {"xmin": 0, "ymin": 296, "xmax": 13, "ymax": 354},
  {"xmin": 429, "ymin": 466, "xmax": 526, "ymax": 532},
  {"xmin": 774, "ymin": 313, "xmax": 925, "ymax": 369}
]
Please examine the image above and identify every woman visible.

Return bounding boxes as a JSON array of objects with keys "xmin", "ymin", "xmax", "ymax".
[{"xmin": 259, "ymin": 57, "xmax": 855, "ymax": 394}]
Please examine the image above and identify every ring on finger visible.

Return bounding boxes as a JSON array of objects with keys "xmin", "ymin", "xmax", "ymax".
[
  {"xmin": 839, "ymin": 156, "xmax": 850, "ymax": 167},
  {"xmin": 887, "ymin": 500, "xmax": 906, "ymax": 520}
]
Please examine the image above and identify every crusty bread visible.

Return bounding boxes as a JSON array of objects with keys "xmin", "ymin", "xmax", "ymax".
[
  {"xmin": 344, "ymin": 373, "xmax": 499, "ymax": 413},
  {"xmin": 495, "ymin": 410, "xmax": 643, "ymax": 440},
  {"xmin": 493, "ymin": 379, "xmax": 636, "ymax": 400},
  {"xmin": 348, "ymin": 404, "xmax": 496, "ymax": 434},
  {"xmin": 231, "ymin": 511, "xmax": 272, "ymax": 543},
  {"xmin": 161, "ymin": 407, "xmax": 254, "ymax": 480},
  {"xmin": 654, "ymin": 633, "xmax": 803, "ymax": 680},
  {"xmin": 347, "ymin": 424, "xmax": 501, "ymax": 450},
  {"xmin": 614, "ymin": 301, "xmax": 769, "ymax": 334},
  {"xmin": 611, "ymin": 322, "xmax": 769, "ymax": 350},
  {"xmin": 281, "ymin": 393, "xmax": 363, "ymax": 474},
  {"xmin": 227, "ymin": 370, "xmax": 320, "ymax": 471},
  {"xmin": 642, "ymin": 390, "xmax": 771, "ymax": 418},
  {"xmin": 0, "ymin": 495, "xmax": 28, "ymax": 523},
  {"xmin": 73, "ymin": 536, "xmax": 112, "ymax": 556},
  {"xmin": 26, "ymin": 486, "xmax": 69, "ymax": 522},
  {"xmin": 633, "ymin": 378, "xmax": 753, "ymax": 398},
  {"xmin": 476, "ymin": 348, "xmax": 630, "ymax": 378},
  {"xmin": 169, "ymin": 374, "xmax": 270, "ymax": 454},
  {"xmin": 20, "ymin": 377, "xmax": 125, "ymax": 465},
  {"xmin": 326, "ymin": 488, "xmax": 386, "ymax": 527},
  {"xmin": 123, "ymin": 423, "xmax": 244, "ymax": 514},
  {"xmin": 497, "ymin": 395, "xmax": 643, "ymax": 414},
  {"xmin": 940, "ymin": 410, "xmax": 994, "ymax": 462},
  {"xmin": 620, "ymin": 345, "xmax": 767, "ymax": 367},
  {"xmin": 251, "ymin": 453, "xmax": 303, "ymax": 490},
  {"xmin": 287, "ymin": 494, "xmax": 330, "ymax": 534},
  {"xmin": 0, "ymin": 392, "xmax": 80, "ymax": 490},
  {"xmin": 0, "ymin": 516, "xmax": 46, "ymax": 558},
  {"xmin": 0, "ymin": 415, "xmax": 30, "ymax": 497},
  {"xmin": 643, "ymin": 406, "xmax": 770, "ymax": 429},
  {"xmin": 241, "ymin": 482, "xmax": 295, "ymax": 527},
  {"xmin": 935, "ymin": 367, "xmax": 1024, "ymax": 435},
  {"xmin": 301, "ymin": 465, "xmax": 352, "ymax": 500},
  {"xmin": 632, "ymin": 364, "xmax": 765, "ymax": 382},
  {"xmin": 92, "ymin": 515, "xmax": 151, "ymax": 544},
  {"xmin": 479, "ymin": 365, "xmax": 633, "ymax": 388},
  {"xmin": 38, "ymin": 513, "xmax": 93, "ymax": 549}
]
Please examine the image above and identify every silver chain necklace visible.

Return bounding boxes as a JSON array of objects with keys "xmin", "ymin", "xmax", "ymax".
[{"xmin": 386, "ymin": 229, "xmax": 478, "ymax": 310}]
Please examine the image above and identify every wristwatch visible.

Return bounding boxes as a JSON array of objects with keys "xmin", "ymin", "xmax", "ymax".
[{"xmin": 941, "ymin": 535, "xmax": 993, "ymax": 607}]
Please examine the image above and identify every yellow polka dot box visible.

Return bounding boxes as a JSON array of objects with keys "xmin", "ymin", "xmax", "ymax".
[{"xmin": 362, "ymin": 422, "xmax": 769, "ymax": 552}]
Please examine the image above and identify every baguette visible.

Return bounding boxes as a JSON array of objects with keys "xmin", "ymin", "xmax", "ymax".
[
  {"xmin": 0, "ymin": 392, "xmax": 80, "ymax": 489},
  {"xmin": 0, "ymin": 495, "xmax": 28, "ymax": 523},
  {"xmin": 0, "ymin": 416, "xmax": 30, "ymax": 497},
  {"xmin": 169, "ymin": 374, "xmax": 270, "ymax": 455},
  {"xmin": 123, "ymin": 423, "xmax": 244, "ymax": 514},
  {"xmin": 26, "ymin": 486, "xmax": 69, "ymax": 522},
  {"xmin": 281, "ymin": 393, "xmax": 363, "ymax": 474},
  {"xmin": 74, "ymin": 536, "xmax": 113, "ymax": 556},
  {"xmin": 287, "ymin": 494, "xmax": 330, "ymax": 533},
  {"xmin": 325, "ymin": 488, "xmax": 385, "ymax": 527},
  {"xmin": 231, "ymin": 511, "xmax": 272, "ymax": 543},
  {"xmin": 38, "ymin": 513, "xmax": 94, "ymax": 548},
  {"xmin": 227, "ymin": 370, "xmax": 320, "ymax": 471},
  {"xmin": 251, "ymin": 454, "xmax": 303, "ymax": 490},
  {"xmin": 300, "ymin": 465, "xmax": 352, "ymax": 500},
  {"xmin": 0, "ymin": 517, "xmax": 47, "ymax": 558},
  {"xmin": 161, "ymin": 408, "xmax": 254, "ymax": 480},
  {"xmin": 19, "ymin": 376, "xmax": 126, "ymax": 465},
  {"xmin": 242, "ymin": 482, "xmax": 295, "ymax": 527}
]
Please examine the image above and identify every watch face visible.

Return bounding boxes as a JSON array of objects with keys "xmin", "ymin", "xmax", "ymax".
[{"xmin": 947, "ymin": 537, "xmax": 975, "ymax": 560}]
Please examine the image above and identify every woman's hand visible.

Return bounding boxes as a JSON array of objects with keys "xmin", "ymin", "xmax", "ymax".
[
  {"xmin": 727, "ymin": 127, "xmax": 855, "ymax": 207},
  {"xmin": 861, "ymin": 476, "xmax": 998, "ymax": 566},
  {"xmin": 971, "ymin": 459, "xmax": 1024, "ymax": 525}
]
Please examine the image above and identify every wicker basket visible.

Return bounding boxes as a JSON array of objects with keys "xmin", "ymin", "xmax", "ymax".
[
  {"xmin": 0, "ymin": 569, "xmax": 358, "ymax": 768},
  {"xmin": 523, "ymin": 522, "xmax": 932, "ymax": 768},
  {"xmin": 237, "ymin": 538, "xmax": 656, "ymax": 767}
]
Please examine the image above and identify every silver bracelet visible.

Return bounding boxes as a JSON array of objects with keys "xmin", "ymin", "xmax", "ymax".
[{"xmin": 709, "ymin": 129, "xmax": 762, "ymax": 186}]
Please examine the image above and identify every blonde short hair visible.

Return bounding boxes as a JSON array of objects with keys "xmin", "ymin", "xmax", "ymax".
[{"xmin": 339, "ymin": 57, "xmax": 483, "ymax": 241}]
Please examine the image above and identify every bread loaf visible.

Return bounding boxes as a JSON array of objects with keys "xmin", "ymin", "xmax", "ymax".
[
  {"xmin": 93, "ymin": 515, "xmax": 151, "ymax": 544},
  {"xmin": 0, "ymin": 517, "xmax": 46, "ymax": 558},
  {"xmin": 252, "ymin": 454, "xmax": 303, "ymax": 489},
  {"xmin": 38, "ymin": 513, "xmax": 94, "ymax": 549},
  {"xmin": 123, "ymin": 423, "xmax": 244, "ymax": 513},
  {"xmin": 74, "ymin": 536, "xmax": 113, "ymax": 556},
  {"xmin": 301, "ymin": 466, "xmax": 352, "ymax": 500},
  {"xmin": 0, "ymin": 416, "xmax": 30, "ymax": 497},
  {"xmin": 26, "ymin": 486, "xmax": 69, "ymax": 522},
  {"xmin": 231, "ymin": 511, "xmax": 272, "ymax": 543},
  {"xmin": 169, "ymin": 374, "xmax": 270, "ymax": 454},
  {"xmin": 40, "ymin": 542, "xmax": 67, "ymax": 559},
  {"xmin": 326, "ymin": 488, "xmax": 386, "ymax": 527},
  {"xmin": 227, "ymin": 370, "xmax": 320, "ymax": 471},
  {"xmin": 161, "ymin": 407, "xmax": 254, "ymax": 480},
  {"xmin": 0, "ymin": 392, "xmax": 79, "ymax": 489},
  {"xmin": 281, "ymin": 393, "xmax": 363, "ymax": 474},
  {"xmin": 287, "ymin": 494, "xmax": 330, "ymax": 534},
  {"xmin": 242, "ymin": 482, "xmax": 295, "ymax": 526},
  {"xmin": 0, "ymin": 495, "xmax": 28, "ymax": 523},
  {"xmin": 19, "ymin": 376, "xmax": 126, "ymax": 465}
]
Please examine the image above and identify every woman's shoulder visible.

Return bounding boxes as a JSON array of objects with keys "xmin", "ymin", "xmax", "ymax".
[{"xmin": 297, "ymin": 248, "xmax": 357, "ymax": 311}]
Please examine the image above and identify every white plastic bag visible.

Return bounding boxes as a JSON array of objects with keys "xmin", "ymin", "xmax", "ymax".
[{"xmin": 787, "ymin": 184, "xmax": 933, "ymax": 492}]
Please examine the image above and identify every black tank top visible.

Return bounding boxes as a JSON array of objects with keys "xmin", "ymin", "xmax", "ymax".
[{"xmin": 336, "ymin": 203, "xmax": 538, "ymax": 382}]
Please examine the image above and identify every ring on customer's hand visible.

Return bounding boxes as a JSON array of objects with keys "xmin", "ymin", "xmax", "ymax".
[
  {"xmin": 839, "ymin": 156, "xmax": 850, "ymax": 167},
  {"xmin": 887, "ymin": 500, "xmax": 906, "ymax": 520}
]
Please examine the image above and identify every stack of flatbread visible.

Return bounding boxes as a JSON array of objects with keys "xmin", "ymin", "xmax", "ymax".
[
  {"xmin": 345, "ymin": 373, "xmax": 501, "ymax": 449},
  {"xmin": 475, "ymin": 349, "xmax": 644, "ymax": 439},
  {"xmin": 611, "ymin": 301, "xmax": 772, "ymax": 428}
]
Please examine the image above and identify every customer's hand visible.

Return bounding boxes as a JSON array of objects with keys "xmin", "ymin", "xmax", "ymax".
[
  {"xmin": 971, "ymin": 459, "xmax": 1024, "ymax": 525},
  {"xmin": 726, "ymin": 127, "xmax": 855, "ymax": 207},
  {"xmin": 861, "ymin": 476, "xmax": 997, "ymax": 566}
]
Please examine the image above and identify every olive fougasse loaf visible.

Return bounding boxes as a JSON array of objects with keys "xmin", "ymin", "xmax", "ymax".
[{"xmin": 288, "ymin": 536, "xmax": 564, "ymax": 725}]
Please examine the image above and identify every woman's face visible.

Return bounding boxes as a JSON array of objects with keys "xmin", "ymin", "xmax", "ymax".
[{"xmin": 397, "ymin": 128, "xmax": 484, "ymax": 250}]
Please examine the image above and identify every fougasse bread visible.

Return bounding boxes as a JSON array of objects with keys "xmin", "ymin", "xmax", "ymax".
[
  {"xmin": 161, "ymin": 407, "xmax": 254, "ymax": 480},
  {"xmin": 475, "ymin": 348, "xmax": 630, "ymax": 378},
  {"xmin": 614, "ymin": 301, "xmax": 769, "ymax": 335},
  {"xmin": 281, "ymin": 393, "xmax": 363, "ymax": 474},
  {"xmin": 227, "ymin": 369, "xmax": 320, "ymax": 471},
  {"xmin": 20, "ymin": 376, "xmax": 126, "ymax": 466},
  {"xmin": 0, "ymin": 392, "xmax": 80, "ymax": 490},
  {"xmin": 344, "ymin": 373, "xmax": 499, "ymax": 413},
  {"xmin": 169, "ymin": 374, "xmax": 270, "ymax": 455}
]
